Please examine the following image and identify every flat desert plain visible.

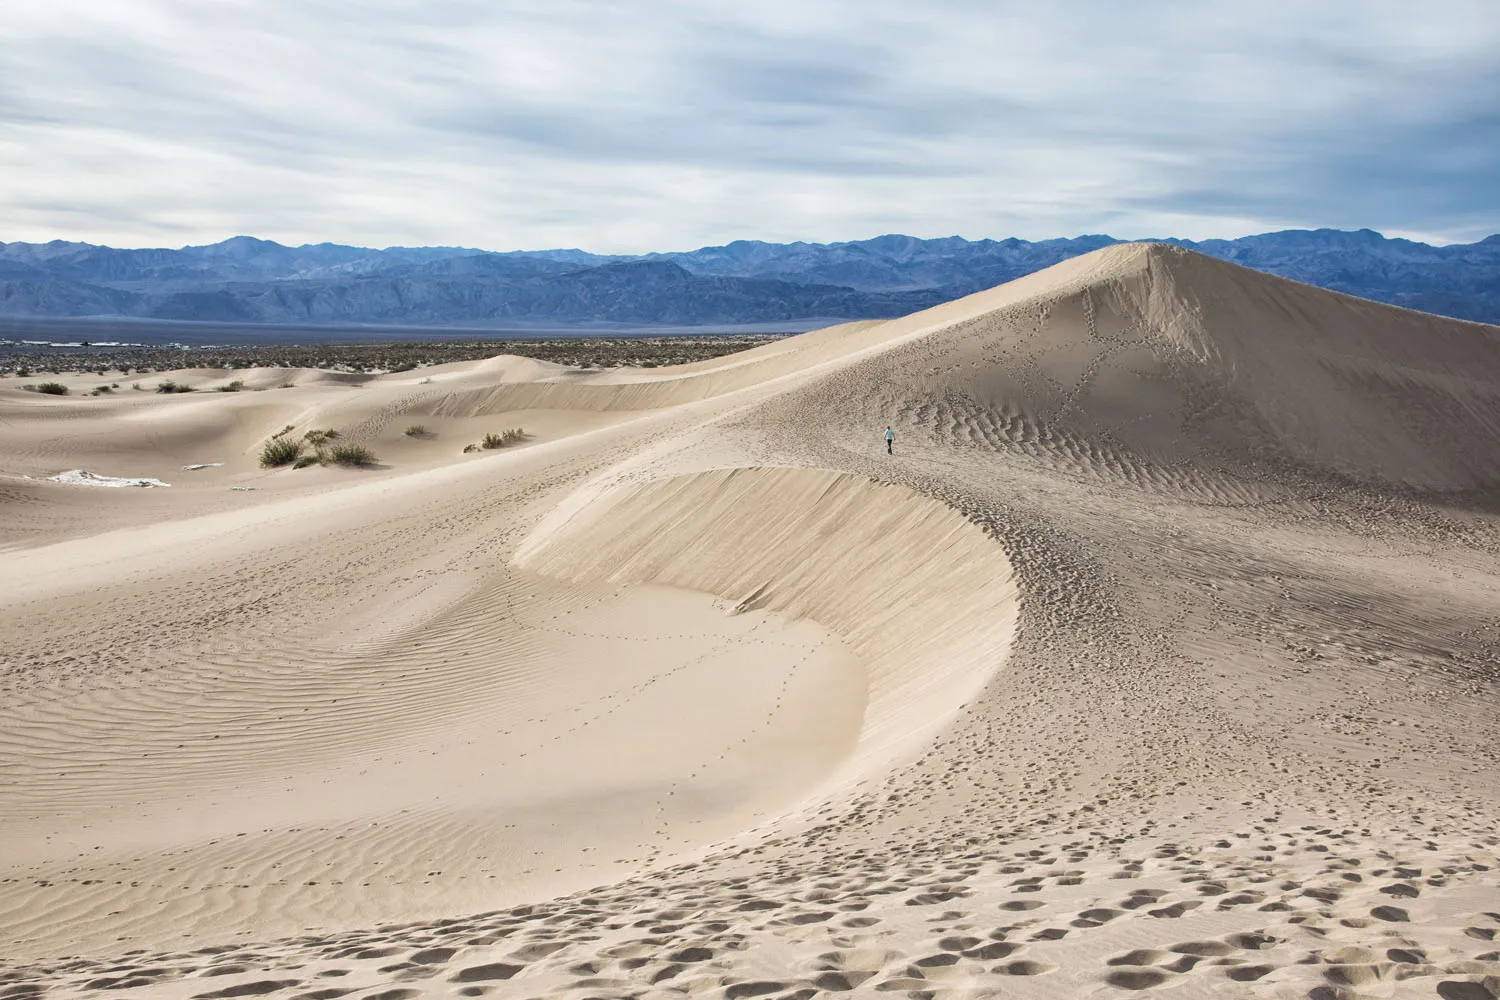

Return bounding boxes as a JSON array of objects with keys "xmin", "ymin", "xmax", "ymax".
[{"xmin": 1, "ymin": 244, "xmax": 1497, "ymax": 999}]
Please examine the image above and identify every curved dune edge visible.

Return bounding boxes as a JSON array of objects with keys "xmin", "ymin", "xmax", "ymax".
[{"xmin": 516, "ymin": 466, "xmax": 1020, "ymax": 786}]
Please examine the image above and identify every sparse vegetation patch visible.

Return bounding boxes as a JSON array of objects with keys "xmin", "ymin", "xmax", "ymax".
[
  {"xmin": 303, "ymin": 429, "xmax": 340, "ymax": 447},
  {"xmin": 156, "ymin": 380, "xmax": 195, "ymax": 394},
  {"xmin": 328, "ymin": 443, "xmax": 376, "ymax": 467},
  {"xmin": 0, "ymin": 335, "xmax": 784, "ymax": 380},
  {"xmin": 260, "ymin": 437, "xmax": 302, "ymax": 467},
  {"xmin": 481, "ymin": 428, "xmax": 525, "ymax": 449}
]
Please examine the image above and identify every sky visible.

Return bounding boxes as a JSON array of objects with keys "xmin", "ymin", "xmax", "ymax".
[{"xmin": 1, "ymin": 1, "xmax": 1497, "ymax": 253}]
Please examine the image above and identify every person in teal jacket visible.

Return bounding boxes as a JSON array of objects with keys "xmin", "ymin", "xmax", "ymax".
[{"xmin": 885, "ymin": 425, "xmax": 894, "ymax": 454}]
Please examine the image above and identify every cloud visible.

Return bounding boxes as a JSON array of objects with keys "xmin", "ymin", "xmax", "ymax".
[{"xmin": 0, "ymin": 0, "xmax": 1496, "ymax": 250}]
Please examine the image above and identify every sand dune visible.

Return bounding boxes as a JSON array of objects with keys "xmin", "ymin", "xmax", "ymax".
[{"xmin": 1, "ymin": 244, "xmax": 1497, "ymax": 999}]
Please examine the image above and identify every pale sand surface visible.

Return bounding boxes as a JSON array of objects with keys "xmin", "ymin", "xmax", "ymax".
[{"xmin": 1, "ymin": 244, "xmax": 1497, "ymax": 998}]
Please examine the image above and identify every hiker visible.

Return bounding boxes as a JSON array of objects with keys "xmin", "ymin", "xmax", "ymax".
[{"xmin": 885, "ymin": 425, "xmax": 894, "ymax": 454}]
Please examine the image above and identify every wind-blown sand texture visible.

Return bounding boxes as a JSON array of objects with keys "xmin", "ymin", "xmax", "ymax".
[{"xmin": 1, "ymin": 243, "xmax": 1497, "ymax": 999}]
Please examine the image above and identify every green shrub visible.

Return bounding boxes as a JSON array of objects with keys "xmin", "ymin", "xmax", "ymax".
[
  {"xmin": 293, "ymin": 455, "xmax": 320, "ymax": 469},
  {"xmin": 303, "ymin": 428, "xmax": 340, "ymax": 446},
  {"xmin": 260, "ymin": 437, "xmax": 302, "ymax": 467},
  {"xmin": 272, "ymin": 424, "xmax": 295, "ymax": 438},
  {"xmin": 404, "ymin": 424, "xmax": 428, "ymax": 437},
  {"xmin": 328, "ymin": 443, "xmax": 375, "ymax": 467},
  {"xmin": 463, "ymin": 443, "xmax": 478, "ymax": 453},
  {"xmin": 216, "ymin": 380, "xmax": 245, "ymax": 392},
  {"xmin": 156, "ymin": 380, "xmax": 194, "ymax": 394},
  {"xmin": 34, "ymin": 382, "xmax": 68, "ymax": 395},
  {"xmin": 480, "ymin": 428, "xmax": 525, "ymax": 449}
]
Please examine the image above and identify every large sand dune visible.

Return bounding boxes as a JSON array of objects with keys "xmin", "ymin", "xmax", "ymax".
[{"xmin": 1, "ymin": 244, "xmax": 1497, "ymax": 999}]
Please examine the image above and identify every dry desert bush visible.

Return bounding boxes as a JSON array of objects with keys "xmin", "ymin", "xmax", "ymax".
[{"xmin": 260, "ymin": 437, "xmax": 302, "ymax": 467}]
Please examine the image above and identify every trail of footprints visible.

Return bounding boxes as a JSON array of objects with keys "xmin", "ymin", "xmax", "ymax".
[{"xmin": 4, "ymin": 830, "xmax": 1496, "ymax": 999}]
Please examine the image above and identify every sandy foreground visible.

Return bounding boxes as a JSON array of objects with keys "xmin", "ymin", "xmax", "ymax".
[{"xmin": 0, "ymin": 244, "xmax": 1497, "ymax": 999}]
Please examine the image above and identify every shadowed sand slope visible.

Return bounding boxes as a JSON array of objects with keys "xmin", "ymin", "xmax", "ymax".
[
  {"xmin": 517, "ymin": 467, "xmax": 1018, "ymax": 777},
  {"xmin": 0, "ymin": 244, "xmax": 1497, "ymax": 999}
]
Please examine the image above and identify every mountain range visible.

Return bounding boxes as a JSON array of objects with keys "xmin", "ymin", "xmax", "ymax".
[{"xmin": 1, "ymin": 229, "xmax": 1498, "ymax": 329}]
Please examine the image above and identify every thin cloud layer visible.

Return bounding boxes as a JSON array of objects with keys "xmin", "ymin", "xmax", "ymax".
[{"xmin": 1, "ymin": 0, "xmax": 1496, "ymax": 251}]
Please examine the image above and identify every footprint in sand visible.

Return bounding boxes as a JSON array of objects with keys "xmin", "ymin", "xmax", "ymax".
[
  {"xmin": 192, "ymin": 981, "xmax": 301, "ymax": 999},
  {"xmin": 1105, "ymin": 967, "xmax": 1173, "ymax": 990},
  {"xmin": 448, "ymin": 963, "xmax": 523, "ymax": 983}
]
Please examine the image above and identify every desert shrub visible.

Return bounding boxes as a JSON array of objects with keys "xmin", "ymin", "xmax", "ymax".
[
  {"xmin": 462, "ymin": 443, "xmax": 478, "ymax": 453},
  {"xmin": 271, "ymin": 424, "xmax": 295, "ymax": 438},
  {"xmin": 91, "ymin": 385, "xmax": 113, "ymax": 395},
  {"xmin": 156, "ymin": 380, "xmax": 194, "ymax": 394},
  {"xmin": 481, "ymin": 428, "xmax": 525, "ymax": 449},
  {"xmin": 260, "ymin": 437, "xmax": 302, "ymax": 467},
  {"xmin": 216, "ymin": 380, "xmax": 245, "ymax": 392},
  {"xmin": 33, "ymin": 382, "xmax": 69, "ymax": 395},
  {"xmin": 328, "ymin": 443, "xmax": 375, "ymax": 467},
  {"xmin": 303, "ymin": 428, "xmax": 340, "ymax": 446},
  {"xmin": 404, "ymin": 424, "xmax": 428, "ymax": 437},
  {"xmin": 293, "ymin": 455, "xmax": 320, "ymax": 469}
]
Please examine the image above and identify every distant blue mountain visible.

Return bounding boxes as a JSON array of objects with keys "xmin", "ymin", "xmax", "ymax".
[{"xmin": 0, "ymin": 229, "xmax": 1496, "ymax": 328}]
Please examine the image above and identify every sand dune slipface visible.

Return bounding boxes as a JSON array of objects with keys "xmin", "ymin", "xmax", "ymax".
[
  {"xmin": 1, "ymin": 244, "xmax": 1497, "ymax": 999},
  {"xmin": 517, "ymin": 467, "xmax": 1019, "ymax": 779}
]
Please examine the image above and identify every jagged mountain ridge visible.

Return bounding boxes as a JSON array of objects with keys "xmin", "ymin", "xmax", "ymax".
[{"xmin": 1, "ymin": 229, "xmax": 1497, "ymax": 327}]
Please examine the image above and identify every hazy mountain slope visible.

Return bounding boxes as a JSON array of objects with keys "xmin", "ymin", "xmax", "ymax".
[
  {"xmin": 0, "ymin": 229, "xmax": 1496, "ymax": 327},
  {"xmin": 139, "ymin": 261, "xmax": 942, "ymax": 326}
]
